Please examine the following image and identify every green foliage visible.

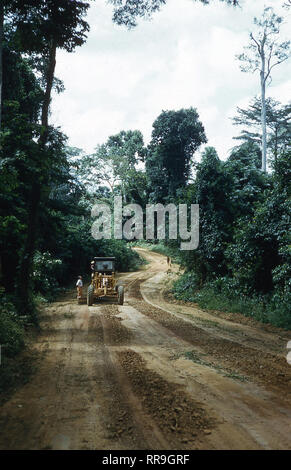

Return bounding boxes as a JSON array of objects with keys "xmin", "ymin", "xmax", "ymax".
[
  {"xmin": 168, "ymin": 143, "xmax": 291, "ymax": 329},
  {"xmin": 78, "ymin": 130, "xmax": 147, "ymax": 203},
  {"xmin": 0, "ymin": 291, "xmax": 35, "ymax": 400},
  {"xmin": 96, "ymin": 239, "xmax": 143, "ymax": 272},
  {"xmin": 178, "ymin": 147, "xmax": 234, "ymax": 282},
  {"xmin": 0, "ymin": 290, "xmax": 24, "ymax": 357},
  {"xmin": 171, "ymin": 272, "xmax": 200, "ymax": 302},
  {"xmin": 272, "ymin": 150, "xmax": 291, "ymax": 195},
  {"xmin": 32, "ymin": 251, "xmax": 62, "ymax": 299},
  {"xmin": 35, "ymin": 211, "xmax": 142, "ymax": 291},
  {"xmin": 172, "ymin": 274, "xmax": 291, "ymax": 329},
  {"xmin": 146, "ymin": 108, "xmax": 206, "ymax": 202},
  {"xmin": 232, "ymin": 98, "xmax": 291, "ymax": 160},
  {"xmin": 12, "ymin": 0, "xmax": 90, "ymax": 54},
  {"xmin": 225, "ymin": 142, "xmax": 269, "ymax": 216},
  {"xmin": 147, "ymin": 242, "xmax": 180, "ymax": 263},
  {"xmin": 226, "ymin": 190, "xmax": 290, "ymax": 293}
]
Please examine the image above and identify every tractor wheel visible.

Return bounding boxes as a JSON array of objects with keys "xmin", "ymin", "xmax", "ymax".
[
  {"xmin": 117, "ymin": 285, "xmax": 124, "ymax": 305},
  {"xmin": 87, "ymin": 285, "xmax": 94, "ymax": 306}
]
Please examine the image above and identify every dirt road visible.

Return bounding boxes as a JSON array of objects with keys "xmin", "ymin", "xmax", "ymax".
[{"xmin": 0, "ymin": 249, "xmax": 290, "ymax": 450}]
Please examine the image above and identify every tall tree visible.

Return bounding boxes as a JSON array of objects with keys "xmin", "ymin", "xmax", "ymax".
[
  {"xmin": 0, "ymin": 0, "xmax": 37, "ymax": 129},
  {"xmin": 225, "ymin": 141, "xmax": 268, "ymax": 218},
  {"xmin": 178, "ymin": 147, "xmax": 234, "ymax": 283},
  {"xmin": 146, "ymin": 108, "xmax": 206, "ymax": 201},
  {"xmin": 79, "ymin": 130, "xmax": 146, "ymax": 201},
  {"xmin": 10, "ymin": 0, "xmax": 90, "ymax": 316},
  {"xmin": 236, "ymin": 7, "xmax": 290, "ymax": 172}
]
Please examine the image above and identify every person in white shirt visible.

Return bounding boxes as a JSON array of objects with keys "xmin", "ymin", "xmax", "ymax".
[{"xmin": 76, "ymin": 276, "xmax": 83, "ymax": 299}]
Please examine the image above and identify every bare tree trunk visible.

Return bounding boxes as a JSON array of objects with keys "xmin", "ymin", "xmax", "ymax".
[
  {"xmin": 40, "ymin": 40, "xmax": 57, "ymax": 140},
  {"xmin": 17, "ymin": 41, "xmax": 57, "ymax": 319},
  {"xmin": 260, "ymin": 60, "xmax": 267, "ymax": 172}
]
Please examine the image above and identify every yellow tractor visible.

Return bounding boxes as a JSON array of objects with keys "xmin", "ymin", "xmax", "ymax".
[{"xmin": 87, "ymin": 257, "xmax": 124, "ymax": 306}]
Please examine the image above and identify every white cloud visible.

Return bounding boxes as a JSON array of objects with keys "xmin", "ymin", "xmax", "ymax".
[{"xmin": 51, "ymin": 0, "xmax": 291, "ymax": 158}]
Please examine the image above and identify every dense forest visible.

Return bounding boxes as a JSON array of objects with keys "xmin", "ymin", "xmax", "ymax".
[{"xmin": 0, "ymin": 0, "xmax": 290, "ymax": 371}]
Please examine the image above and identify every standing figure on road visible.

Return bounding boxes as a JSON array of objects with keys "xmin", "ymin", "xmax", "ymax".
[
  {"xmin": 167, "ymin": 256, "xmax": 172, "ymax": 274},
  {"xmin": 76, "ymin": 276, "xmax": 83, "ymax": 300}
]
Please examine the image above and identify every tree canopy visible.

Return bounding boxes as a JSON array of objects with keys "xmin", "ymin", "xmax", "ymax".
[
  {"xmin": 146, "ymin": 108, "xmax": 207, "ymax": 201},
  {"xmin": 232, "ymin": 97, "xmax": 291, "ymax": 162}
]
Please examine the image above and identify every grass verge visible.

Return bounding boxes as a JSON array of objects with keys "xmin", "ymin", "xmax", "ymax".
[{"xmin": 171, "ymin": 273, "xmax": 291, "ymax": 330}]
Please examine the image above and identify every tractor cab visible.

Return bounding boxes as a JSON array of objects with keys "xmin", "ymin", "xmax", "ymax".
[{"xmin": 93, "ymin": 257, "xmax": 115, "ymax": 275}]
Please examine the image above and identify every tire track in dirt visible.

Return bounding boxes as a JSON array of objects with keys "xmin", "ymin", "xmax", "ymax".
[
  {"xmin": 117, "ymin": 349, "xmax": 217, "ymax": 449},
  {"xmin": 128, "ymin": 294, "xmax": 291, "ymax": 395},
  {"xmin": 1, "ymin": 249, "xmax": 290, "ymax": 450},
  {"xmin": 99, "ymin": 279, "xmax": 219, "ymax": 450},
  {"xmin": 99, "ymin": 304, "xmax": 172, "ymax": 449},
  {"xmin": 0, "ymin": 301, "xmax": 157, "ymax": 450},
  {"xmin": 122, "ymin": 250, "xmax": 291, "ymax": 449},
  {"xmin": 101, "ymin": 304, "xmax": 133, "ymax": 346}
]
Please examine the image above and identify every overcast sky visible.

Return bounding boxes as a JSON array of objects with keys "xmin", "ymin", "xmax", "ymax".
[{"xmin": 51, "ymin": 0, "xmax": 291, "ymax": 161}]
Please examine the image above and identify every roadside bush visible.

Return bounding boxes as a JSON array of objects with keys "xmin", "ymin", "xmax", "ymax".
[
  {"xmin": 266, "ymin": 290, "xmax": 291, "ymax": 329},
  {"xmin": 226, "ymin": 191, "xmax": 290, "ymax": 294},
  {"xmin": 171, "ymin": 273, "xmax": 291, "ymax": 330},
  {"xmin": 32, "ymin": 251, "xmax": 62, "ymax": 300},
  {"xmin": 0, "ymin": 290, "xmax": 25, "ymax": 357},
  {"xmin": 171, "ymin": 272, "xmax": 199, "ymax": 302}
]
